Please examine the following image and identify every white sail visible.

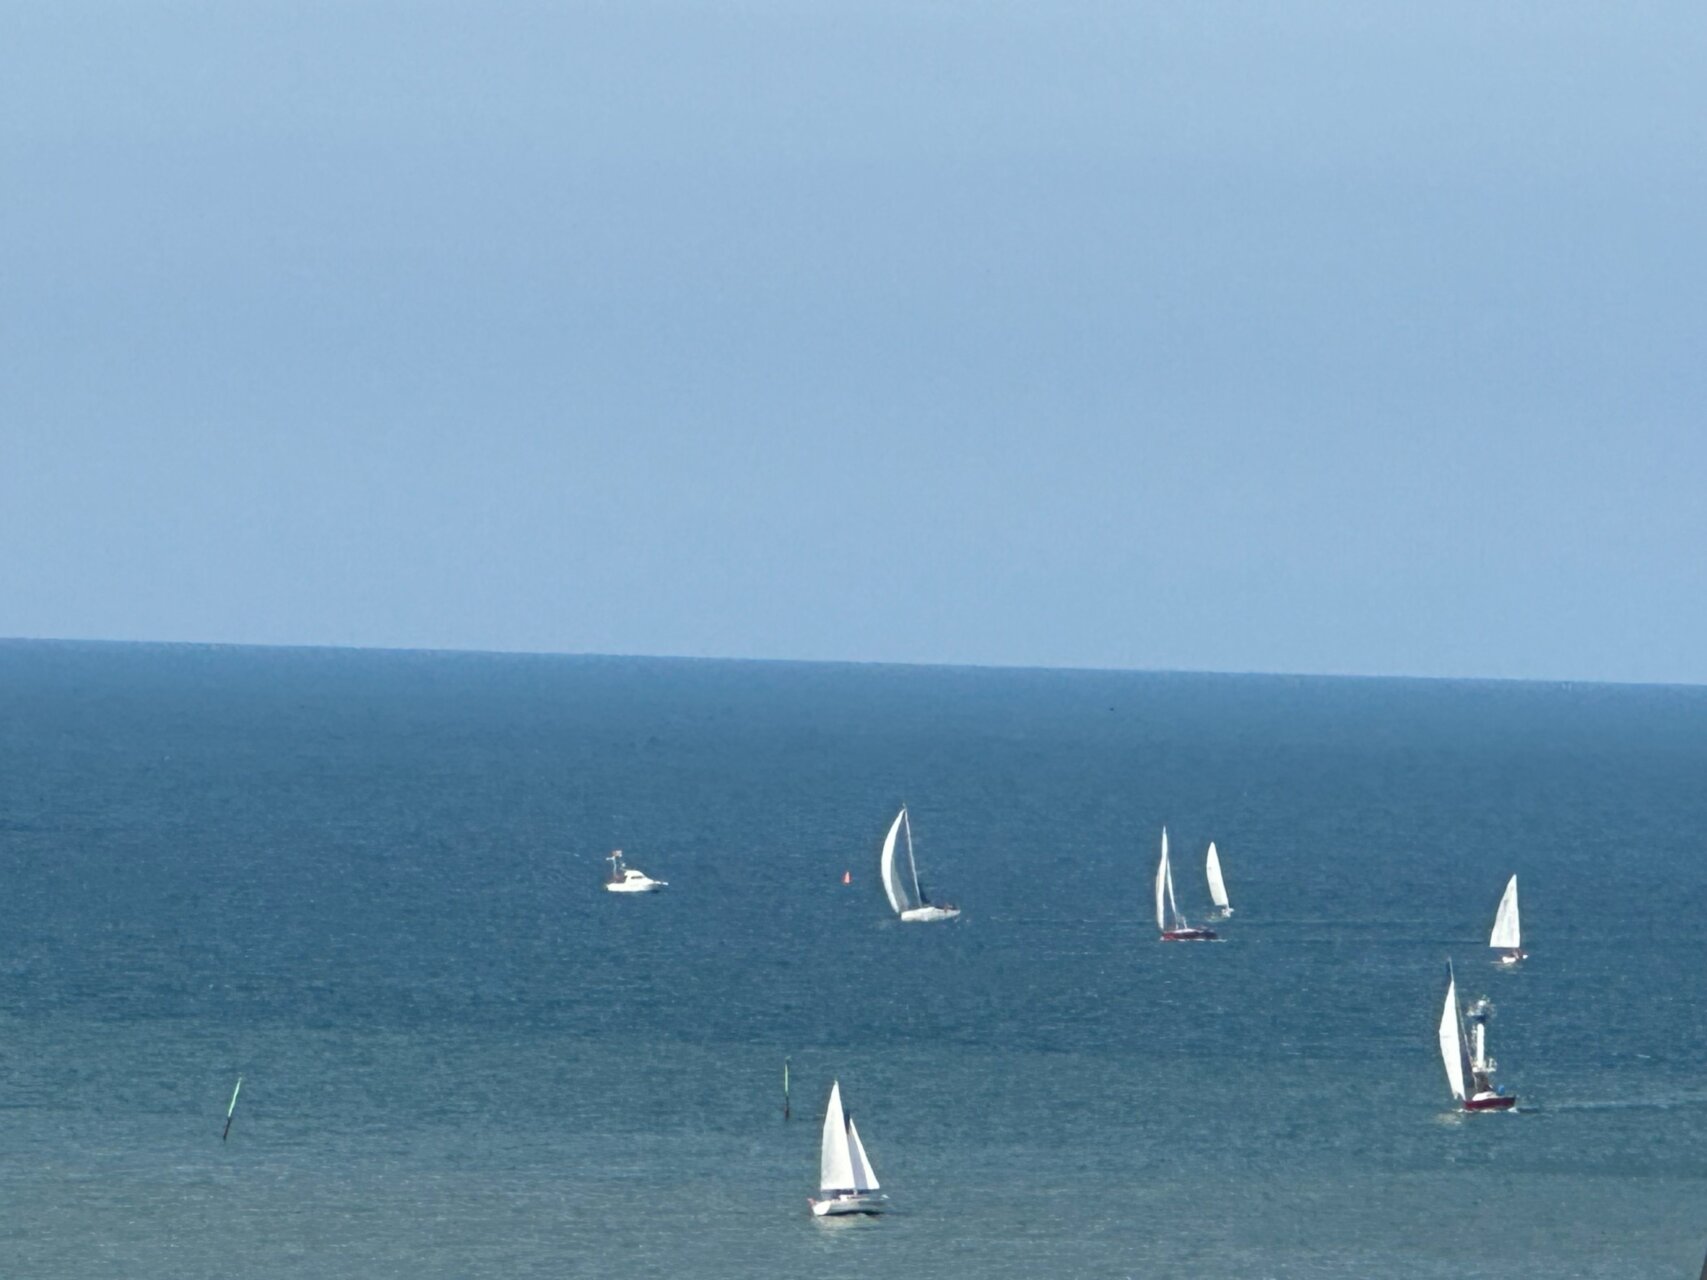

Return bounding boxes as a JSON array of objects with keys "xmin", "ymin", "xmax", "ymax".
[
  {"xmin": 1206, "ymin": 842, "xmax": 1230, "ymax": 910},
  {"xmin": 846, "ymin": 1118, "xmax": 880, "ymax": 1192},
  {"xmin": 879, "ymin": 808, "xmax": 919, "ymax": 916},
  {"xmin": 1489, "ymin": 875, "xmax": 1521, "ymax": 951},
  {"xmin": 1438, "ymin": 973, "xmax": 1467, "ymax": 1101},
  {"xmin": 1154, "ymin": 829, "xmax": 1169, "ymax": 930},
  {"xmin": 819, "ymin": 1081, "xmax": 855, "ymax": 1192},
  {"xmin": 1164, "ymin": 834, "xmax": 1180, "ymax": 926}
]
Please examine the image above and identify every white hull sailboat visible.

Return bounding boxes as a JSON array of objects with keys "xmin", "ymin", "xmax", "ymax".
[
  {"xmin": 880, "ymin": 807, "xmax": 960, "ymax": 923},
  {"xmin": 1156, "ymin": 828, "xmax": 1216, "ymax": 941},
  {"xmin": 1438, "ymin": 961, "xmax": 1517, "ymax": 1111},
  {"xmin": 1206, "ymin": 841, "xmax": 1234, "ymax": 918},
  {"xmin": 810, "ymin": 1080, "xmax": 887, "ymax": 1217},
  {"xmin": 1489, "ymin": 874, "xmax": 1525, "ymax": 964},
  {"xmin": 604, "ymin": 850, "xmax": 667, "ymax": 893}
]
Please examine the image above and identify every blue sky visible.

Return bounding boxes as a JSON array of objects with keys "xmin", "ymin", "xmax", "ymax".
[{"xmin": 4, "ymin": 2, "xmax": 1704, "ymax": 681}]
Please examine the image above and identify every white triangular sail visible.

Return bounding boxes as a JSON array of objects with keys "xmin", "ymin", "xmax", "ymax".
[
  {"xmin": 846, "ymin": 1118, "xmax": 880, "ymax": 1192},
  {"xmin": 1164, "ymin": 833, "xmax": 1180, "ymax": 926},
  {"xmin": 1206, "ymin": 842, "xmax": 1230, "ymax": 911},
  {"xmin": 1489, "ymin": 875, "xmax": 1521, "ymax": 951},
  {"xmin": 879, "ymin": 808, "xmax": 921, "ymax": 916},
  {"xmin": 1154, "ymin": 829, "xmax": 1170, "ymax": 930},
  {"xmin": 1438, "ymin": 971, "xmax": 1467, "ymax": 1101},
  {"xmin": 819, "ymin": 1081, "xmax": 855, "ymax": 1192}
]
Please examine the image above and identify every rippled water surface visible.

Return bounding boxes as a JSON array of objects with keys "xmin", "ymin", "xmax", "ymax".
[{"xmin": 2, "ymin": 641, "xmax": 1705, "ymax": 1277}]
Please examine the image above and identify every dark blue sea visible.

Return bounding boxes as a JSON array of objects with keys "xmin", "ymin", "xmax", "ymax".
[{"xmin": 2, "ymin": 640, "xmax": 1705, "ymax": 1277}]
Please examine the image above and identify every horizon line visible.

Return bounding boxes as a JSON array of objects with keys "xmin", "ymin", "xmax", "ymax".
[{"xmin": 2, "ymin": 632, "xmax": 1702, "ymax": 693}]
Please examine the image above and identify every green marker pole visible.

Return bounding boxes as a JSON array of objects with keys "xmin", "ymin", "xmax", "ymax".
[{"xmin": 222, "ymin": 1075, "xmax": 243, "ymax": 1142}]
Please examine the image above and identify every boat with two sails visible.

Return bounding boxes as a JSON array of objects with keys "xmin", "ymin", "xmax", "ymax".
[
  {"xmin": 810, "ymin": 1080, "xmax": 886, "ymax": 1216},
  {"xmin": 1438, "ymin": 961, "xmax": 1517, "ymax": 1111},
  {"xmin": 1156, "ymin": 829, "xmax": 1217, "ymax": 942},
  {"xmin": 880, "ymin": 807, "xmax": 960, "ymax": 922}
]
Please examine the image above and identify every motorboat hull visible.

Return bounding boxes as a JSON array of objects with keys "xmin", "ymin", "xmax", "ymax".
[
  {"xmin": 1464, "ymin": 1093, "xmax": 1517, "ymax": 1111},
  {"xmin": 605, "ymin": 878, "xmax": 665, "ymax": 893},
  {"xmin": 899, "ymin": 905, "xmax": 960, "ymax": 922},
  {"xmin": 1161, "ymin": 927, "xmax": 1218, "ymax": 942},
  {"xmin": 811, "ymin": 1192, "xmax": 888, "ymax": 1217}
]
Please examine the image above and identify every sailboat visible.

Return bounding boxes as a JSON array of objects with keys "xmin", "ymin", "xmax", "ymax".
[
  {"xmin": 1438, "ymin": 961, "xmax": 1517, "ymax": 1111},
  {"xmin": 604, "ymin": 850, "xmax": 667, "ymax": 893},
  {"xmin": 1206, "ymin": 841, "xmax": 1234, "ymax": 917},
  {"xmin": 1156, "ymin": 828, "xmax": 1217, "ymax": 941},
  {"xmin": 809, "ymin": 1080, "xmax": 887, "ymax": 1216},
  {"xmin": 879, "ymin": 807, "xmax": 960, "ymax": 922},
  {"xmin": 1489, "ymin": 874, "xmax": 1525, "ymax": 964}
]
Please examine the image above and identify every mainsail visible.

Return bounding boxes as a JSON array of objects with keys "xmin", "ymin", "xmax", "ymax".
[
  {"xmin": 819, "ymin": 1081, "xmax": 855, "ymax": 1192},
  {"xmin": 879, "ymin": 808, "xmax": 921, "ymax": 915},
  {"xmin": 1438, "ymin": 968, "xmax": 1469, "ymax": 1101},
  {"xmin": 1154, "ymin": 829, "xmax": 1170, "ymax": 930},
  {"xmin": 1206, "ymin": 842, "xmax": 1230, "ymax": 911},
  {"xmin": 846, "ymin": 1118, "xmax": 880, "ymax": 1192},
  {"xmin": 1489, "ymin": 875, "xmax": 1521, "ymax": 951}
]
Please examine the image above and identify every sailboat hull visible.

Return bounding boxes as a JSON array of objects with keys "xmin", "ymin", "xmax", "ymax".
[
  {"xmin": 899, "ymin": 905, "xmax": 960, "ymax": 922},
  {"xmin": 1463, "ymin": 1093, "xmax": 1518, "ymax": 1111},
  {"xmin": 1495, "ymin": 950, "xmax": 1527, "ymax": 965},
  {"xmin": 1161, "ymin": 927, "xmax": 1218, "ymax": 942},
  {"xmin": 811, "ymin": 1193, "xmax": 888, "ymax": 1216}
]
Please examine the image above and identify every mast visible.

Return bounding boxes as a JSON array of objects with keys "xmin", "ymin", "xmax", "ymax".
[
  {"xmin": 903, "ymin": 808, "xmax": 923, "ymax": 905},
  {"xmin": 1155, "ymin": 829, "xmax": 1169, "ymax": 931},
  {"xmin": 1451, "ymin": 965, "xmax": 1478, "ymax": 1091},
  {"xmin": 1164, "ymin": 833, "xmax": 1182, "ymax": 928}
]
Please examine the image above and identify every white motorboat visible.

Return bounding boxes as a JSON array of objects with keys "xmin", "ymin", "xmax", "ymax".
[
  {"xmin": 1206, "ymin": 840, "xmax": 1234, "ymax": 917},
  {"xmin": 1156, "ymin": 828, "xmax": 1216, "ymax": 941},
  {"xmin": 1438, "ymin": 961, "xmax": 1517, "ymax": 1111},
  {"xmin": 1489, "ymin": 874, "xmax": 1525, "ymax": 964},
  {"xmin": 810, "ymin": 1080, "xmax": 887, "ymax": 1217},
  {"xmin": 880, "ymin": 807, "xmax": 960, "ymax": 922},
  {"xmin": 603, "ymin": 850, "xmax": 666, "ymax": 893}
]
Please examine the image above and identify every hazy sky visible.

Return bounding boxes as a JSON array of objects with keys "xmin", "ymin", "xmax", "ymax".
[{"xmin": 4, "ymin": 2, "xmax": 1704, "ymax": 681}]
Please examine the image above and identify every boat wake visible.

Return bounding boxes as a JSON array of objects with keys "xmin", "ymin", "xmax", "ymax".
[{"xmin": 1524, "ymin": 1096, "xmax": 1707, "ymax": 1114}]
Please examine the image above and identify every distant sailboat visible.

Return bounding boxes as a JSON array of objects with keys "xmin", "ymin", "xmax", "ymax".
[
  {"xmin": 604, "ymin": 850, "xmax": 667, "ymax": 894},
  {"xmin": 1489, "ymin": 875, "xmax": 1525, "ymax": 964},
  {"xmin": 809, "ymin": 1080, "xmax": 887, "ymax": 1216},
  {"xmin": 1156, "ymin": 828, "xmax": 1216, "ymax": 941},
  {"xmin": 1205, "ymin": 841, "xmax": 1233, "ymax": 917},
  {"xmin": 222, "ymin": 1075, "xmax": 243, "ymax": 1142},
  {"xmin": 1438, "ymin": 961, "xmax": 1516, "ymax": 1111},
  {"xmin": 880, "ymin": 807, "xmax": 960, "ymax": 922}
]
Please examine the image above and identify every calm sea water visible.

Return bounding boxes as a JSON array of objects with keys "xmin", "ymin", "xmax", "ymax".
[{"xmin": 2, "ymin": 640, "xmax": 1705, "ymax": 1278}]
